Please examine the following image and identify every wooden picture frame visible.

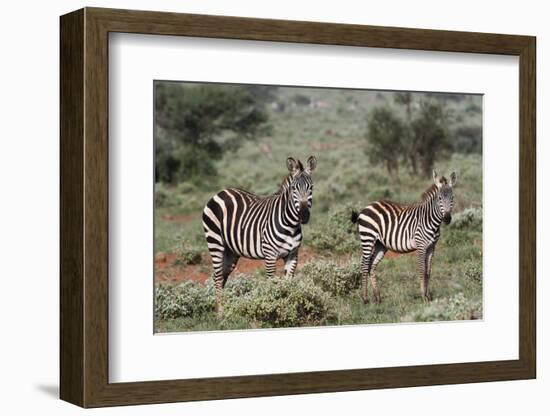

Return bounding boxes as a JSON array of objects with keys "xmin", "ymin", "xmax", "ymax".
[{"xmin": 60, "ymin": 7, "xmax": 536, "ymax": 408}]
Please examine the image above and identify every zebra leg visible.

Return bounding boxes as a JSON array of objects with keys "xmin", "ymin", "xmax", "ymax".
[
  {"xmin": 359, "ymin": 236, "xmax": 376, "ymax": 304},
  {"xmin": 212, "ymin": 250, "xmax": 239, "ymax": 315},
  {"xmin": 264, "ymin": 250, "xmax": 279, "ymax": 279},
  {"xmin": 283, "ymin": 249, "xmax": 299, "ymax": 277},
  {"xmin": 222, "ymin": 250, "xmax": 240, "ymax": 285},
  {"xmin": 424, "ymin": 244, "xmax": 435, "ymax": 301},
  {"xmin": 209, "ymin": 248, "xmax": 225, "ymax": 314},
  {"xmin": 370, "ymin": 241, "xmax": 387, "ymax": 303},
  {"xmin": 416, "ymin": 247, "xmax": 430, "ymax": 302}
]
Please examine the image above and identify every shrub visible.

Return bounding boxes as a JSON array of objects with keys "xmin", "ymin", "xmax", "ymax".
[
  {"xmin": 155, "ymin": 183, "xmax": 181, "ymax": 208},
  {"xmin": 367, "ymin": 185, "xmax": 394, "ymax": 201},
  {"xmin": 463, "ymin": 260, "xmax": 482, "ymax": 283},
  {"xmin": 442, "ymin": 229, "xmax": 471, "ymax": 247},
  {"xmin": 224, "ymin": 274, "xmax": 257, "ymax": 297},
  {"xmin": 299, "ymin": 260, "xmax": 361, "ymax": 296},
  {"xmin": 308, "ymin": 204, "xmax": 360, "ymax": 254},
  {"xmin": 155, "ymin": 281, "xmax": 215, "ymax": 320},
  {"xmin": 450, "ymin": 207, "xmax": 483, "ymax": 231},
  {"xmin": 155, "ymin": 185, "xmax": 169, "ymax": 208},
  {"xmin": 292, "ymin": 93, "xmax": 311, "ymax": 106},
  {"xmin": 172, "ymin": 237, "xmax": 203, "ymax": 265},
  {"xmin": 222, "ymin": 276, "xmax": 335, "ymax": 328},
  {"xmin": 402, "ymin": 293, "xmax": 482, "ymax": 322}
]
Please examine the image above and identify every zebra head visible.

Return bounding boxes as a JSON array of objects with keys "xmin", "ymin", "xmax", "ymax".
[
  {"xmin": 433, "ymin": 170, "xmax": 457, "ymax": 224},
  {"xmin": 286, "ymin": 156, "xmax": 317, "ymax": 224}
]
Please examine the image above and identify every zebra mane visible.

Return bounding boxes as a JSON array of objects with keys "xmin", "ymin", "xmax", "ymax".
[
  {"xmin": 275, "ymin": 174, "xmax": 293, "ymax": 194},
  {"xmin": 421, "ymin": 184, "xmax": 439, "ymax": 201}
]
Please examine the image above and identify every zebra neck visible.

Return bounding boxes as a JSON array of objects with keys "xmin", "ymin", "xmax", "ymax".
[
  {"xmin": 280, "ymin": 187, "xmax": 301, "ymax": 228},
  {"xmin": 422, "ymin": 191, "xmax": 444, "ymax": 227}
]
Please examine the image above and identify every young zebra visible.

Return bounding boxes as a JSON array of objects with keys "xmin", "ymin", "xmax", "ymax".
[
  {"xmin": 351, "ymin": 170, "xmax": 457, "ymax": 303},
  {"xmin": 202, "ymin": 156, "xmax": 317, "ymax": 312}
]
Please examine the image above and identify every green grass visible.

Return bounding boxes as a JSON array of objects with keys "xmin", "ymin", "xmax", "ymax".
[{"xmin": 154, "ymin": 87, "xmax": 483, "ymax": 332}]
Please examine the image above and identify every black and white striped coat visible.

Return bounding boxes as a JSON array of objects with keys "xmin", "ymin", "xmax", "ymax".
[
  {"xmin": 351, "ymin": 171, "xmax": 457, "ymax": 303},
  {"xmin": 202, "ymin": 156, "xmax": 317, "ymax": 312}
]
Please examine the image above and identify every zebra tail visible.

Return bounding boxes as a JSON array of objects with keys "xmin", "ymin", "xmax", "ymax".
[{"xmin": 350, "ymin": 210, "xmax": 359, "ymax": 224}]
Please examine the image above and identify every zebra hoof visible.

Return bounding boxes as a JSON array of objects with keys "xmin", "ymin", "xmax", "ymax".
[{"xmin": 362, "ymin": 297, "xmax": 370, "ymax": 305}]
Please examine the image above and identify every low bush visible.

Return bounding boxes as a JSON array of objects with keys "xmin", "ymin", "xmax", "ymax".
[
  {"xmin": 450, "ymin": 207, "xmax": 483, "ymax": 231},
  {"xmin": 308, "ymin": 204, "xmax": 360, "ymax": 254},
  {"xmin": 367, "ymin": 185, "xmax": 395, "ymax": 201},
  {"xmin": 155, "ymin": 281, "xmax": 215, "ymax": 320},
  {"xmin": 402, "ymin": 292, "xmax": 482, "ymax": 322},
  {"xmin": 155, "ymin": 183, "xmax": 182, "ymax": 208},
  {"xmin": 299, "ymin": 260, "xmax": 361, "ymax": 296},
  {"xmin": 222, "ymin": 276, "xmax": 335, "ymax": 328},
  {"xmin": 442, "ymin": 229, "xmax": 471, "ymax": 248},
  {"xmin": 224, "ymin": 274, "xmax": 257, "ymax": 297},
  {"xmin": 463, "ymin": 260, "xmax": 482, "ymax": 283},
  {"xmin": 172, "ymin": 237, "xmax": 203, "ymax": 265},
  {"xmin": 156, "ymin": 273, "xmax": 337, "ymax": 328}
]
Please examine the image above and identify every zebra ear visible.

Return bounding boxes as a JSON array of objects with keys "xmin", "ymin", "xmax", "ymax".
[
  {"xmin": 286, "ymin": 157, "xmax": 300, "ymax": 174},
  {"xmin": 433, "ymin": 170, "xmax": 442, "ymax": 188},
  {"xmin": 305, "ymin": 155, "xmax": 317, "ymax": 174},
  {"xmin": 449, "ymin": 171, "xmax": 458, "ymax": 187}
]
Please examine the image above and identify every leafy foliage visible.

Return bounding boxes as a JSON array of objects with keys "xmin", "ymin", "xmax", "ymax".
[
  {"xmin": 299, "ymin": 260, "xmax": 362, "ymax": 296},
  {"xmin": 409, "ymin": 100, "xmax": 453, "ymax": 176},
  {"xmin": 172, "ymin": 236, "xmax": 203, "ymax": 266},
  {"xmin": 155, "ymin": 82, "xmax": 269, "ymax": 183},
  {"xmin": 155, "ymin": 281, "xmax": 215, "ymax": 320},
  {"xmin": 366, "ymin": 94, "xmax": 460, "ymax": 177},
  {"xmin": 308, "ymin": 204, "xmax": 360, "ymax": 254},
  {"xmin": 222, "ymin": 276, "xmax": 334, "ymax": 328},
  {"xmin": 403, "ymin": 293, "xmax": 482, "ymax": 322},
  {"xmin": 292, "ymin": 93, "xmax": 311, "ymax": 106},
  {"xmin": 454, "ymin": 125, "xmax": 482, "ymax": 154},
  {"xmin": 156, "ymin": 274, "xmax": 335, "ymax": 328},
  {"xmin": 463, "ymin": 260, "xmax": 482, "ymax": 283},
  {"xmin": 365, "ymin": 107, "xmax": 405, "ymax": 176},
  {"xmin": 449, "ymin": 207, "xmax": 483, "ymax": 231}
]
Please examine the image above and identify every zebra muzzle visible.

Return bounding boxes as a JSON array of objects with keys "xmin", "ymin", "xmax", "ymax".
[
  {"xmin": 443, "ymin": 213, "xmax": 452, "ymax": 224},
  {"xmin": 299, "ymin": 207, "xmax": 310, "ymax": 224}
]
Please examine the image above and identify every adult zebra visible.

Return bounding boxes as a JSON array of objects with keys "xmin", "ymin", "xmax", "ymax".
[
  {"xmin": 351, "ymin": 170, "xmax": 457, "ymax": 303},
  {"xmin": 202, "ymin": 156, "xmax": 317, "ymax": 312}
]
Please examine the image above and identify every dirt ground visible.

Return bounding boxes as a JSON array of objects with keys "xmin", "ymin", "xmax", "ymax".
[{"xmin": 154, "ymin": 247, "xmax": 405, "ymax": 284}]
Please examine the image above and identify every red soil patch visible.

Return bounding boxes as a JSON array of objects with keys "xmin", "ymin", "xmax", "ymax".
[
  {"xmin": 385, "ymin": 250, "xmax": 416, "ymax": 259},
  {"xmin": 155, "ymin": 248, "xmax": 318, "ymax": 284},
  {"xmin": 154, "ymin": 248, "xmax": 415, "ymax": 285}
]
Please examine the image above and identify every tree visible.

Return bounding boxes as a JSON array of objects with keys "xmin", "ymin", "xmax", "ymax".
[
  {"xmin": 410, "ymin": 100, "xmax": 453, "ymax": 177},
  {"xmin": 394, "ymin": 92, "xmax": 412, "ymax": 120},
  {"xmin": 394, "ymin": 92, "xmax": 416, "ymax": 174},
  {"xmin": 155, "ymin": 82, "xmax": 269, "ymax": 183},
  {"xmin": 365, "ymin": 107, "xmax": 405, "ymax": 176}
]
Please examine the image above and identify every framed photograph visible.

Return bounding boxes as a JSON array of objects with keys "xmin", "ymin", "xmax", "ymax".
[{"xmin": 60, "ymin": 7, "xmax": 536, "ymax": 408}]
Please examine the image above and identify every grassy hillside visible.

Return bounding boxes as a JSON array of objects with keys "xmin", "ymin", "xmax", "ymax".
[{"xmin": 154, "ymin": 85, "xmax": 483, "ymax": 332}]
